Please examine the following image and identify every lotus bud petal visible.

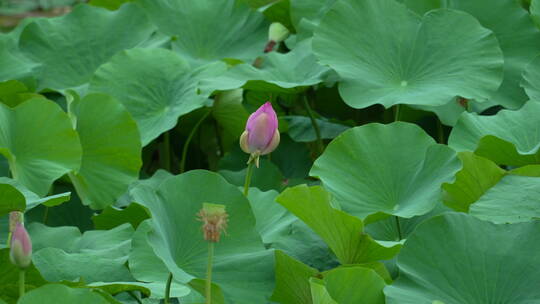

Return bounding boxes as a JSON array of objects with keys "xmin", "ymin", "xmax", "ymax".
[
  {"xmin": 240, "ymin": 102, "xmax": 280, "ymax": 161},
  {"xmin": 265, "ymin": 22, "xmax": 289, "ymax": 53},
  {"xmin": 9, "ymin": 223, "xmax": 32, "ymax": 269},
  {"xmin": 268, "ymin": 22, "xmax": 289, "ymax": 44},
  {"xmin": 197, "ymin": 203, "xmax": 228, "ymax": 243}
]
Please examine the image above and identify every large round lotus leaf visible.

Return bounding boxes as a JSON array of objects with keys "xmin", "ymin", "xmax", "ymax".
[
  {"xmin": 68, "ymin": 93, "xmax": 141, "ymax": 209},
  {"xmin": 128, "ymin": 220, "xmax": 191, "ymax": 299},
  {"xmin": 469, "ymin": 175, "xmax": 540, "ymax": 224},
  {"xmin": 448, "ymin": 101, "xmax": 540, "ymax": 166},
  {"xmin": 405, "ymin": 0, "xmax": 540, "ymax": 109},
  {"xmin": 130, "ymin": 170, "xmax": 274, "ymax": 303},
  {"xmin": 522, "ymin": 55, "xmax": 540, "ymax": 101},
  {"xmin": 0, "ymin": 98, "xmax": 81, "ymax": 196},
  {"xmin": 207, "ymin": 40, "xmax": 333, "ymax": 93},
  {"xmin": 89, "ymin": 48, "xmax": 211, "ymax": 146},
  {"xmin": 311, "ymin": 122, "xmax": 461, "ymax": 219},
  {"xmin": 18, "ymin": 284, "xmax": 109, "ymax": 304},
  {"xmin": 135, "ymin": 0, "xmax": 267, "ymax": 65},
  {"xmin": 18, "ymin": 3, "xmax": 154, "ymax": 91},
  {"xmin": 384, "ymin": 213, "xmax": 540, "ymax": 303},
  {"xmin": 312, "ymin": 0, "xmax": 503, "ymax": 109},
  {"xmin": 28, "ymin": 223, "xmax": 134, "ymax": 283}
]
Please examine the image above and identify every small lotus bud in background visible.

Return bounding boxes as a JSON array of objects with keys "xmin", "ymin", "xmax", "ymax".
[
  {"xmin": 198, "ymin": 203, "xmax": 228, "ymax": 243},
  {"xmin": 10, "ymin": 223, "xmax": 32, "ymax": 269},
  {"xmin": 240, "ymin": 102, "xmax": 280, "ymax": 167},
  {"xmin": 265, "ymin": 22, "xmax": 290, "ymax": 53},
  {"xmin": 9, "ymin": 211, "xmax": 23, "ymax": 233}
]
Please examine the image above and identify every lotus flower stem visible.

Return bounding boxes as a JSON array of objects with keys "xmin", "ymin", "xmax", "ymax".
[
  {"xmin": 243, "ymin": 161, "xmax": 255, "ymax": 196},
  {"xmin": 19, "ymin": 269, "xmax": 25, "ymax": 298},
  {"xmin": 164, "ymin": 272, "xmax": 173, "ymax": 304},
  {"xmin": 180, "ymin": 111, "xmax": 211, "ymax": 173},
  {"xmin": 205, "ymin": 242, "xmax": 215, "ymax": 304},
  {"xmin": 302, "ymin": 95, "xmax": 324, "ymax": 154}
]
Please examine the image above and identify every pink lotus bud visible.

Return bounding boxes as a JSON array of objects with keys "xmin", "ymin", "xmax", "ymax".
[
  {"xmin": 197, "ymin": 203, "xmax": 228, "ymax": 243},
  {"xmin": 9, "ymin": 223, "xmax": 32, "ymax": 269},
  {"xmin": 240, "ymin": 102, "xmax": 280, "ymax": 163}
]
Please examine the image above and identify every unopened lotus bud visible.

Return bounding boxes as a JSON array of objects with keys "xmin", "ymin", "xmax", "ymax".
[
  {"xmin": 265, "ymin": 22, "xmax": 289, "ymax": 53},
  {"xmin": 197, "ymin": 203, "xmax": 228, "ymax": 243},
  {"xmin": 9, "ymin": 211, "xmax": 23, "ymax": 233},
  {"xmin": 240, "ymin": 102, "xmax": 280, "ymax": 167},
  {"xmin": 9, "ymin": 223, "xmax": 32, "ymax": 269}
]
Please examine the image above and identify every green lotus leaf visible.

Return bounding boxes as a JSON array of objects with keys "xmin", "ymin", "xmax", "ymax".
[
  {"xmin": 128, "ymin": 220, "xmax": 191, "ymax": 299},
  {"xmin": 89, "ymin": 48, "xmax": 211, "ymax": 145},
  {"xmin": 310, "ymin": 278, "xmax": 336, "ymax": 304},
  {"xmin": 219, "ymin": 159, "xmax": 286, "ymax": 192},
  {"xmin": 365, "ymin": 203, "xmax": 451, "ymax": 244},
  {"xmin": 290, "ymin": 0, "xmax": 337, "ymax": 40},
  {"xmin": 207, "ymin": 40, "xmax": 333, "ymax": 93},
  {"xmin": 28, "ymin": 223, "xmax": 134, "ymax": 283},
  {"xmin": 92, "ymin": 203, "xmax": 149, "ymax": 230},
  {"xmin": 247, "ymin": 188, "xmax": 296, "ymax": 244},
  {"xmin": 135, "ymin": 0, "xmax": 267, "ymax": 65},
  {"xmin": 324, "ymin": 266, "xmax": 386, "ymax": 304},
  {"xmin": 271, "ymin": 250, "xmax": 319, "ymax": 304},
  {"xmin": 276, "ymin": 185, "xmax": 401, "ymax": 264},
  {"xmin": 187, "ymin": 278, "xmax": 226, "ymax": 304},
  {"xmin": 284, "ymin": 116, "xmax": 349, "ymax": 143},
  {"xmin": 24, "ymin": 184, "xmax": 93, "ymax": 232},
  {"xmin": 130, "ymin": 170, "xmax": 274, "ymax": 303},
  {"xmin": 212, "ymin": 89, "xmax": 249, "ymax": 140},
  {"xmin": 270, "ymin": 220, "xmax": 338, "ymax": 272},
  {"xmin": 68, "ymin": 93, "xmax": 142, "ymax": 209},
  {"xmin": 0, "ymin": 182, "xmax": 24, "ymax": 216},
  {"xmin": 385, "ymin": 213, "xmax": 540, "ymax": 303},
  {"xmin": 18, "ymin": 284, "xmax": 110, "ymax": 304},
  {"xmin": 522, "ymin": 55, "xmax": 540, "ymax": 101},
  {"xmin": 469, "ymin": 175, "xmax": 540, "ymax": 224},
  {"xmin": 405, "ymin": 0, "xmax": 540, "ymax": 109},
  {"xmin": 448, "ymin": 101, "xmax": 540, "ymax": 166},
  {"xmin": 312, "ymin": 0, "xmax": 503, "ymax": 109},
  {"xmin": 532, "ymin": 0, "xmax": 540, "ymax": 28},
  {"xmin": 0, "ymin": 98, "xmax": 81, "ymax": 196},
  {"xmin": 442, "ymin": 152, "xmax": 506, "ymax": 212},
  {"xmin": 412, "ymin": 97, "xmax": 466, "ymax": 126},
  {"xmin": 0, "ymin": 177, "xmax": 70, "ymax": 215},
  {"xmin": 0, "ymin": 248, "xmax": 47, "ymax": 303},
  {"xmin": 311, "ymin": 122, "xmax": 461, "ymax": 219},
  {"xmin": 0, "ymin": 34, "xmax": 35, "ymax": 83},
  {"xmin": 18, "ymin": 3, "xmax": 154, "ymax": 91}
]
